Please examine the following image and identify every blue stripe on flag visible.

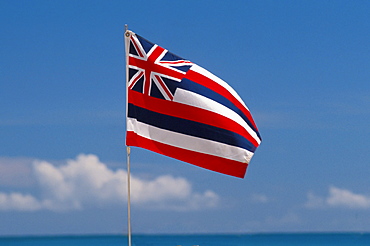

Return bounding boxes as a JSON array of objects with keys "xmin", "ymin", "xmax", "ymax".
[
  {"xmin": 178, "ymin": 78, "xmax": 260, "ymax": 139},
  {"xmin": 128, "ymin": 103, "xmax": 257, "ymax": 153}
]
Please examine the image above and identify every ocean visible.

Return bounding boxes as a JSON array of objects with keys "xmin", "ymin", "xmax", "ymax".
[{"xmin": 1, "ymin": 233, "xmax": 369, "ymax": 246}]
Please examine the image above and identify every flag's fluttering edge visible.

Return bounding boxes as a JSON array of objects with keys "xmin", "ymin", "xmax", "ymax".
[{"xmin": 125, "ymin": 30, "xmax": 261, "ymax": 178}]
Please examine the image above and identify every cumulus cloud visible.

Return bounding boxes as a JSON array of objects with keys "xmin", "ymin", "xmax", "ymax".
[
  {"xmin": 251, "ymin": 193, "xmax": 269, "ymax": 203},
  {"xmin": 305, "ymin": 186, "xmax": 370, "ymax": 209},
  {"xmin": 0, "ymin": 193, "xmax": 42, "ymax": 211},
  {"xmin": 327, "ymin": 186, "xmax": 370, "ymax": 209},
  {"xmin": 0, "ymin": 154, "xmax": 219, "ymax": 212}
]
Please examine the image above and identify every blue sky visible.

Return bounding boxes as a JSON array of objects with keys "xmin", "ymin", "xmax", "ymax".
[{"xmin": 1, "ymin": 0, "xmax": 369, "ymax": 236}]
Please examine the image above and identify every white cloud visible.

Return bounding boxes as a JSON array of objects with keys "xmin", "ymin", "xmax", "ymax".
[
  {"xmin": 130, "ymin": 174, "xmax": 218, "ymax": 211},
  {"xmin": 251, "ymin": 193, "xmax": 269, "ymax": 203},
  {"xmin": 305, "ymin": 186, "xmax": 370, "ymax": 209},
  {"xmin": 305, "ymin": 191, "xmax": 325, "ymax": 209},
  {"xmin": 0, "ymin": 192, "xmax": 42, "ymax": 211},
  {"xmin": 0, "ymin": 154, "xmax": 219, "ymax": 212},
  {"xmin": 327, "ymin": 186, "xmax": 370, "ymax": 209}
]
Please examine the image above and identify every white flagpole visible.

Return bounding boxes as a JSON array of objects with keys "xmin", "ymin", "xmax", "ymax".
[
  {"xmin": 126, "ymin": 146, "xmax": 132, "ymax": 246},
  {"xmin": 124, "ymin": 24, "xmax": 132, "ymax": 246}
]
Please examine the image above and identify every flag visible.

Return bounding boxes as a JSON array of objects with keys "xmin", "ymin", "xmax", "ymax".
[{"xmin": 125, "ymin": 30, "xmax": 261, "ymax": 178}]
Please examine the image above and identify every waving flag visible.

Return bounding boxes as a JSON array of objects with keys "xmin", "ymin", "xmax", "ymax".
[{"xmin": 125, "ymin": 30, "xmax": 261, "ymax": 178}]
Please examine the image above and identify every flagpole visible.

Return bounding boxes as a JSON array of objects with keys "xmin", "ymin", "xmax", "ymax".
[
  {"xmin": 126, "ymin": 146, "xmax": 132, "ymax": 246},
  {"xmin": 124, "ymin": 24, "xmax": 132, "ymax": 246}
]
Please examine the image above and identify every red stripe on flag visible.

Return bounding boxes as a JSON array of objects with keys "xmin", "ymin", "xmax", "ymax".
[
  {"xmin": 126, "ymin": 131, "xmax": 248, "ymax": 178},
  {"xmin": 128, "ymin": 90, "xmax": 259, "ymax": 147},
  {"xmin": 160, "ymin": 60, "xmax": 193, "ymax": 65},
  {"xmin": 185, "ymin": 69, "xmax": 259, "ymax": 131}
]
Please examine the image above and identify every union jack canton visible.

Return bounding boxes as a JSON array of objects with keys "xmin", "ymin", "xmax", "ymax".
[{"xmin": 128, "ymin": 34, "xmax": 193, "ymax": 101}]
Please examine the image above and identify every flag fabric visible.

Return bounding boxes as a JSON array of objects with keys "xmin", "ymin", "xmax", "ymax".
[{"xmin": 125, "ymin": 30, "xmax": 261, "ymax": 178}]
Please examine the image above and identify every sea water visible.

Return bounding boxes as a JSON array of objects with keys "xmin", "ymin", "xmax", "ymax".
[{"xmin": 0, "ymin": 233, "xmax": 369, "ymax": 246}]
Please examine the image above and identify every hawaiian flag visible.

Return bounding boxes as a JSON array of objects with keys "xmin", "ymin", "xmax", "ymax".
[{"xmin": 125, "ymin": 30, "xmax": 261, "ymax": 178}]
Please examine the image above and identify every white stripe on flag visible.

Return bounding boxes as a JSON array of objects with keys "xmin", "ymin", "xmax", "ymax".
[
  {"xmin": 127, "ymin": 117, "xmax": 254, "ymax": 163},
  {"xmin": 190, "ymin": 64, "xmax": 248, "ymax": 109},
  {"xmin": 174, "ymin": 88, "xmax": 261, "ymax": 145}
]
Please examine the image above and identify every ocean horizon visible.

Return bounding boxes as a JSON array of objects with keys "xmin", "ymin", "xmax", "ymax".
[{"xmin": 1, "ymin": 232, "xmax": 369, "ymax": 246}]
